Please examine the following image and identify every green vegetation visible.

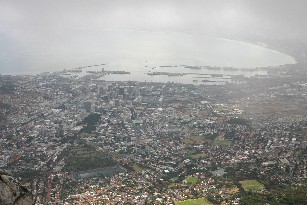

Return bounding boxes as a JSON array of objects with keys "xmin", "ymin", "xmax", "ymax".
[
  {"xmin": 186, "ymin": 149, "xmax": 198, "ymax": 156},
  {"xmin": 240, "ymin": 180, "xmax": 264, "ymax": 191},
  {"xmin": 214, "ymin": 139, "xmax": 232, "ymax": 146},
  {"xmin": 186, "ymin": 148, "xmax": 207, "ymax": 159},
  {"xmin": 183, "ymin": 136, "xmax": 206, "ymax": 144},
  {"xmin": 204, "ymin": 133, "xmax": 218, "ymax": 140},
  {"xmin": 185, "ymin": 176, "xmax": 198, "ymax": 184},
  {"xmin": 240, "ymin": 192, "xmax": 272, "ymax": 205},
  {"xmin": 110, "ymin": 151, "xmax": 124, "ymax": 159},
  {"xmin": 228, "ymin": 118, "xmax": 251, "ymax": 126},
  {"xmin": 131, "ymin": 164, "xmax": 143, "ymax": 172},
  {"xmin": 63, "ymin": 145, "xmax": 116, "ymax": 172},
  {"xmin": 178, "ymin": 197, "xmax": 213, "ymax": 205},
  {"xmin": 240, "ymin": 187, "xmax": 307, "ymax": 205},
  {"xmin": 80, "ymin": 113, "xmax": 101, "ymax": 133}
]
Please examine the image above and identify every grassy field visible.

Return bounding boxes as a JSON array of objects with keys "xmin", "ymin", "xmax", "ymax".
[
  {"xmin": 63, "ymin": 145, "xmax": 116, "ymax": 172},
  {"xmin": 110, "ymin": 152, "xmax": 124, "ymax": 159},
  {"xmin": 186, "ymin": 149, "xmax": 198, "ymax": 156},
  {"xmin": 185, "ymin": 176, "xmax": 198, "ymax": 184},
  {"xmin": 178, "ymin": 197, "xmax": 213, "ymax": 205},
  {"xmin": 214, "ymin": 139, "xmax": 232, "ymax": 146},
  {"xmin": 183, "ymin": 136, "xmax": 206, "ymax": 145},
  {"xmin": 191, "ymin": 153, "xmax": 207, "ymax": 159},
  {"xmin": 131, "ymin": 164, "xmax": 143, "ymax": 172},
  {"xmin": 240, "ymin": 180, "xmax": 264, "ymax": 191}
]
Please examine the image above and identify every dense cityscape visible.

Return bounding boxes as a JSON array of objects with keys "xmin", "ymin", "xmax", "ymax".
[
  {"xmin": 1, "ymin": 52, "xmax": 307, "ymax": 204},
  {"xmin": 1, "ymin": 1, "xmax": 307, "ymax": 204}
]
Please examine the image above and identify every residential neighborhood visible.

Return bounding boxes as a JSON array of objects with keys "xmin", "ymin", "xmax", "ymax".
[{"xmin": 1, "ymin": 62, "xmax": 306, "ymax": 204}]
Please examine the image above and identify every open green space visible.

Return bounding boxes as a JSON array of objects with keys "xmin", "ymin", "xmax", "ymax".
[
  {"xmin": 228, "ymin": 118, "xmax": 251, "ymax": 125},
  {"xmin": 183, "ymin": 136, "xmax": 206, "ymax": 145},
  {"xmin": 191, "ymin": 153, "xmax": 207, "ymax": 159},
  {"xmin": 131, "ymin": 164, "xmax": 143, "ymax": 172},
  {"xmin": 110, "ymin": 151, "xmax": 124, "ymax": 159},
  {"xmin": 240, "ymin": 180, "xmax": 264, "ymax": 191},
  {"xmin": 63, "ymin": 145, "xmax": 116, "ymax": 172},
  {"xmin": 186, "ymin": 149, "xmax": 198, "ymax": 156},
  {"xmin": 185, "ymin": 176, "xmax": 198, "ymax": 184},
  {"xmin": 80, "ymin": 113, "xmax": 101, "ymax": 133},
  {"xmin": 186, "ymin": 148, "xmax": 207, "ymax": 159},
  {"xmin": 178, "ymin": 197, "xmax": 213, "ymax": 205},
  {"xmin": 214, "ymin": 139, "xmax": 232, "ymax": 146}
]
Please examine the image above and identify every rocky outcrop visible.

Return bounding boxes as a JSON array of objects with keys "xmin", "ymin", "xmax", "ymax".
[{"xmin": 0, "ymin": 169, "xmax": 33, "ymax": 205}]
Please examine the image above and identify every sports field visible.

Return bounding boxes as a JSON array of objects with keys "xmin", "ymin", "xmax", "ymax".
[
  {"xmin": 185, "ymin": 176, "xmax": 198, "ymax": 184},
  {"xmin": 240, "ymin": 180, "xmax": 264, "ymax": 191},
  {"xmin": 178, "ymin": 197, "xmax": 213, "ymax": 205}
]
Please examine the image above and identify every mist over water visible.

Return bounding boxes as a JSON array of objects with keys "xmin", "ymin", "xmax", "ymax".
[{"xmin": 0, "ymin": 30, "xmax": 296, "ymax": 76}]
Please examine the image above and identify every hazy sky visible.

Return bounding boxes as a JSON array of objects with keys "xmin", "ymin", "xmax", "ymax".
[
  {"xmin": 0, "ymin": 0, "xmax": 306, "ymax": 74},
  {"xmin": 1, "ymin": 0, "xmax": 306, "ymax": 35}
]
